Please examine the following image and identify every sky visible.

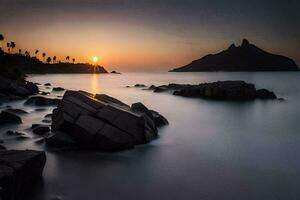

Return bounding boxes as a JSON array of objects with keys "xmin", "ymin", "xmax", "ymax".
[{"xmin": 0, "ymin": 0, "xmax": 299, "ymax": 71}]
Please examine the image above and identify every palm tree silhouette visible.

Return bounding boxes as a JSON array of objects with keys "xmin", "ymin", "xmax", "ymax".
[
  {"xmin": 18, "ymin": 49, "xmax": 22, "ymax": 54},
  {"xmin": 72, "ymin": 58, "xmax": 75, "ymax": 63},
  {"xmin": 42, "ymin": 53, "xmax": 46, "ymax": 62},
  {"xmin": 25, "ymin": 51, "xmax": 30, "ymax": 57},
  {"xmin": 6, "ymin": 42, "xmax": 10, "ymax": 53},
  {"xmin": 35, "ymin": 50, "xmax": 39, "ymax": 57},
  {"xmin": 10, "ymin": 42, "xmax": 16, "ymax": 53},
  {"xmin": 0, "ymin": 34, "xmax": 4, "ymax": 50},
  {"xmin": 66, "ymin": 56, "xmax": 70, "ymax": 62},
  {"xmin": 53, "ymin": 56, "xmax": 57, "ymax": 63},
  {"xmin": 46, "ymin": 57, "xmax": 51, "ymax": 64}
]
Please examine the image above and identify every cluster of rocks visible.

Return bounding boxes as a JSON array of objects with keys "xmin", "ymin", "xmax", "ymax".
[
  {"xmin": 47, "ymin": 90, "xmax": 168, "ymax": 151},
  {"xmin": 0, "ymin": 149, "xmax": 46, "ymax": 200},
  {"xmin": 139, "ymin": 81, "xmax": 277, "ymax": 101},
  {"xmin": 0, "ymin": 76, "xmax": 39, "ymax": 101}
]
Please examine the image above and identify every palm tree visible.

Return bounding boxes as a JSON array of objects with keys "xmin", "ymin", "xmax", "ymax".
[
  {"xmin": 46, "ymin": 57, "xmax": 51, "ymax": 64},
  {"xmin": 72, "ymin": 58, "xmax": 75, "ymax": 63},
  {"xmin": 0, "ymin": 34, "xmax": 4, "ymax": 50},
  {"xmin": 53, "ymin": 56, "xmax": 57, "ymax": 63},
  {"xmin": 25, "ymin": 51, "xmax": 30, "ymax": 57},
  {"xmin": 10, "ymin": 42, "xmax": 16, "ymax": 53},
  {"xmin": 18, "ymin": 49, "xmax": 22, "ymax": 54},
  {"xmin": 6, "ymin": 42, "xmax": 10, "ymax": 53},
  {"xmin": 66, "ymin": 56, "xmax": 70, "ymax": 62},
  {"xmin": 35, "ymin": 50, "xmax": 39, "ymax": 56},
  {"xmin": 42, "ymin": 53, "xmax": 46, "ymax": 62}
]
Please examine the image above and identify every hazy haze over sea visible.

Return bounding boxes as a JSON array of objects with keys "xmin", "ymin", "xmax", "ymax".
[{"xmin": 1, "ymin": 72, "xmax": 300, "ymax": 200}]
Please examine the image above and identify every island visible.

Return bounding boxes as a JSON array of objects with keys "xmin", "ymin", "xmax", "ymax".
[
  {"xmin": 170, "ymin": 39, "xmax": 299, "ymax": 72},
  {"xmin": 0, "ymin": 48, "xmax": 107, "ymax": 74}
]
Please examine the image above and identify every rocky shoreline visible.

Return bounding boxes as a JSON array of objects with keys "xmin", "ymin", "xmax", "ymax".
[
  {"xmin": 0, "ymin": 76, "xmax": 169, "ymax": 199},
  {"xmin": 132, "ymin": 81, "xmax": 278, "ymax": 101}
]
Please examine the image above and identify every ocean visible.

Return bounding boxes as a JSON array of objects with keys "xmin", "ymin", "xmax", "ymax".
[{"xmin": 2, "ymin": 72, "xmax": 300, "ymax": 200}]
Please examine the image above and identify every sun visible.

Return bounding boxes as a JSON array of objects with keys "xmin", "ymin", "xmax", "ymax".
[{"xmin": 92, "ymin": 56, "xmax": 99, "ymax": 63}]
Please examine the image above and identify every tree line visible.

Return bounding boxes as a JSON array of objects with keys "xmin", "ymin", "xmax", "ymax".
[{"xmin": 0, "ymin": 33, "xmax": 76, "ymax": 64}]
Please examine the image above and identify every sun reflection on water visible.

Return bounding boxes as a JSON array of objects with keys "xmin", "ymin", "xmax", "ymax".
[{"xmin": 90, "ymin": 74, "xmax": 100, "ymax": 94}]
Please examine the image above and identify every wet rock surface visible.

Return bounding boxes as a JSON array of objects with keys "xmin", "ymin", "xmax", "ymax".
[
  {"xmin": 0, "ymin": 76, "xmax": 39, "ymax": 101},
  {"xmin": 0, "ymin": 150, "xmax": 46, "ymax": 200},
  {"xmin": 24, "ymin": 96, "xmax": 61, "ymax": 106},
  {"xmin": 0, "ymin": 111, "xmax": 22, "ymax": 125},
  {"xmin": 50, "ymin": 90, "xmax": 168, "ymax": 151},
  {"xmin": 142, "ymin": 81, "xmax": 277, "ymax": 101}
]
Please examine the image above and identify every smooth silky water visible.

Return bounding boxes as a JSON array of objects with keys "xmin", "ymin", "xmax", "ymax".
[{"xmin": 2, "ymin": 72, "xmax": 300, "ymax": 200}]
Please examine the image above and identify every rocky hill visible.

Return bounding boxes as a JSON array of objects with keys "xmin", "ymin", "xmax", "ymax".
[{"xmin": 170, "ymin": 39, "xmax": 299, "ymax": 72}]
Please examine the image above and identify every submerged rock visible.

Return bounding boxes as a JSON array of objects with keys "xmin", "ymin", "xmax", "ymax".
[
  {"xmin": 0, "ymin": 150, "xmax": 46, "ymax": 200},
  {"xmin": 50, "ymin": 90, "xmax": 168, "ymax": 151},
  {"xmin": 0, "ymin": 111, "xmax": 22, "ymax": 125},
  {"xmin": 32, "ymin": 125, "xmax": 50, "ymax": 135},
  {"xmin": 111, "ymin": 70, "xmax": 121, "ymax": 74},
  {"xmin": 24, "ymin": 96, "xmax": 61, "ymax": 106},
  {"xmin": 44, "ymin": 83, "xmax": 51, "ymax": 86}
]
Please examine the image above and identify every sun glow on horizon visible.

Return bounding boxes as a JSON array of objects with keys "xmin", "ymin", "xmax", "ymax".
[{"xmin": 92, "ymin": 56, "xmax": 99, "ymax": 63}]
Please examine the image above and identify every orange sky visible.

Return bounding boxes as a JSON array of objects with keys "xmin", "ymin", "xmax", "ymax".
[{"xmin": 1, "ymin": 0, "xmax": 299, "ymax": 71}]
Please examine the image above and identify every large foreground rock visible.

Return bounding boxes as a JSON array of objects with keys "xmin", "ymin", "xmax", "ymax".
[
  {"xmin": 146, "ymin": 81, "xmax": 277, "ymax": 101},
  {"xmin": 0, "ymin": 111, "xmax": 22, "ymax": 125},
  {"xmin": 0, "ymin": 150, "xmax": 46, "ymax": 200},
  {"xmin": 50, "ymin": 90, "xmax": 168, "ymax": 151}
]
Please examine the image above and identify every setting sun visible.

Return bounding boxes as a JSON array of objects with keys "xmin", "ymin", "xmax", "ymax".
[{"xmin": 92, "ymin": 56, "xmax": 99, "ymax": 63}]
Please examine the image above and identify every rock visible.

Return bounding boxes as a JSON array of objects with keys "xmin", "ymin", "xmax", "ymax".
[
  {"xmin": 0, "ymin": 150, "xmax": 46, "ymax": 200},
  {"xmin": 4, "ymin": 108, "xmax": 28, "ymax": 114},
  {"xmin": 150, "ymin": 110, "xmax": 169, "ymax": 127},
  {"xmin": 278, "ymin": 97, "xmax": 285, "ymax": 101},
  {"xmin": 24, "ymin": 96, "xmax": 61, "ymax": 106},
  {"xmin": 134, "ymin": 84, "xmax": 147, "ymax": 88},
  {"xmin": 51, "ymin": 90, "xmax": 168, "ymax": 151},
  {"xmin": 256, "ymin": 89, "xmax": 277, "ymax": 99},
  {"xmin": 154, "ymin": 86, "xmax": 168, "ymax": 93},
  {"xmin": 32, "ymin": 125, "xmax": 50, "ymax": 135},
  {"xmin": 40, "ymin": 91, "xmax": 50, "ymax": 95},
  {"xmin": 42, "ymin": 119, "xmax": 52, "ymax": 123},
  {"xmin": 52, "ymin": 87, "xmax": 65, "ymax": 92},
  {"xmin": 111, "ymin": 70, "xmax": 121, "ymax": 74},
  {"xmin": 131, "ymin": 102, "xmax": 168, "ymax": 127},
  {"xmin": 0, "ymin": 76, "xmax": 39, "ymax": 98},
  {"xmin": 6, "ymin": 130, "xmax": 26, "ymax": 136},
  {"xmin": 144, "ymin": 81, "xmax": 277, "ymax": 101},
  {"xmin": 0, "ymin": 111, "xmax": 22, "ymax": 125},
  {"xmin": 125, "ymin": 86, "xmax": 130, "ymax": 88},
  {"xmin": 44, "ymin": 113, "xmax": 53, "ymax": 118},
  {"xmin": 95, "ymin": 94, "xmax": 130, "ymax": 108},
  {"xmin": 16, "ymin": 135, "xmax": 30, "ymax": 140},
  {"xmin": 44, "ymin": 83, "xmax": 51, "ymax": 86},
  {"xmin": 35, "ymin": 108, "xmax": 47, "ymax": 111},
  {"xmin": 0, "ymin": 144, "xmax": 6, "ymax": 150},
  {"xmin": 45, "ymin": 132, "xmax": 78, "ymax": 148}
]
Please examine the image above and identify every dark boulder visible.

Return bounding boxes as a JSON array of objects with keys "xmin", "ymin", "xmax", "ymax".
[
  {"xmin": 150, "ymin": 81, "xmax": 276, "ymax": 101},
  {"xmin": 32, "ymin": 125, "xmax": 50, "ymax": 135},
  {"xmin": 111, "ymin": 70, "xmax": 121, "ymax": 74},
  {"xmin": 24, "ymin": 96, "xmax": 61, "ymax": 106},
  {"xmin": 44, "ymin": 83, "xmax": 51, "ymax": 86},
  {"xmin": 46, "ymin": 131, "xmax": 78, "ymax": 148},
  {"xmin": 0, "ymin": 111, "xmax": 22, "ymax": 125},
  {"xmin": 256, "ymin": 89, "xmax": 277, "ymax": 99},
  {"xmin": 52, "ymin": 87, "xmax": 65, "ymax": 92},
  {"xmin": 134, "ymin": 84, "xmax": 147, "ymax": 88},
  {"xmin": 51, "ymin": 90, "xmax": 168, "ymax": 151},
  {"xmin": 3, "ymin": 108, "xmax": 28, "ymax": 115},
  {"xmin": 0, "ymin": 150, "xmax": 46, "ymax": 200}
]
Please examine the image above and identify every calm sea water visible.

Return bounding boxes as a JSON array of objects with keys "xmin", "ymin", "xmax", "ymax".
[{"xmin": 3, "ymin": 72, "xmax": 300, "ymax": 200}]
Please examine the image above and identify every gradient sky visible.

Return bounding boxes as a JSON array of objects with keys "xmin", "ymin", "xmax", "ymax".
[{"xmin": 0, "ymin": 0, "xmax": 299, "ymax": 71}]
